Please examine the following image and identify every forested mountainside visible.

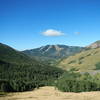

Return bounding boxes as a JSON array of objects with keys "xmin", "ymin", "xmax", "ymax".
[
  {"xmin": 0, "ymin": 43, "xmax": 64, "ymax": 92},
  {"xmin": 1, "ymin": 41, "xmax": 100, "ymax": 93}
]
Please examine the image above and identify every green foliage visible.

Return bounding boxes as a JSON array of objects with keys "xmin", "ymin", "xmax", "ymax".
[
  {"xmin": 0, "ymin": 43, "xmax": 65, "ymax": 92},
  {"xmin": 69, "ymin": 68, "xmax": 79, "ymax": 72},
  {"xmin": 55, "ymin": 71, "xmax": 100, "ymax": 92},
  {"xmin": 1, "ymin": 42, "xmax": 100, "ymax": 93},
  {"xmin": 79, "ymin": 57, "xmax": 84, "ymax": 60},
  {"xmin": 0, "ymin": 62, "xmax": 64, "ymax": 92},
  {"xmin": 56, "ymin": 79, "xmax": 99, "ymax": 92},
  {"xmin": 68, "ymin": 60, "xmax": 76, "ymax": 64},
  {"xmin": 0, "ymin": 43, "xmax": 35, "ymax": 64},
  {"xmin": 95, "ymin": 62, "xmax": 100, "ymax": 70}
]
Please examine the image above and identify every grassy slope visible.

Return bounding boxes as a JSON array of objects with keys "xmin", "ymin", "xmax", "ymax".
[{"xmin": 58, "ymin": 48, "xmax": 100, "ymax": 71}]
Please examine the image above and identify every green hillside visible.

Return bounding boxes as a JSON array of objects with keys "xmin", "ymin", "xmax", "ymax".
[
  {"xmin": 0, "ymin": 43, "xmax": 64, "ymax": 92},
  {"xmin": 0, "ymin": 43, "xmax": 36, "ymax": 64},
  {"xmin": 58, "ymin": 48, "xmax": 100, "ymax": 72}
]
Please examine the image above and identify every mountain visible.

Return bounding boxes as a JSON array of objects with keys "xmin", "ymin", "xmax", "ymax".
[
  {"xmin": 0, "ymin": 43, "xmax": 64, "ymax": 92},
  {"xmin": 23, "ymin": 45, "xmax": 84, "ymax": 61},
  {"xmin": 0, "ymin": 43, "xmax": 36, "ymax": 64},
  {"xmin": 87, "ymin": 40, "xmax": 100, "ymax": 49},
  {"xmin": 1, "ymin": 41, "xmax": 100, "ymax": 92},
  {"xmin": 58, "ymin": 47, "xmax": 100, "ymax": 72}
]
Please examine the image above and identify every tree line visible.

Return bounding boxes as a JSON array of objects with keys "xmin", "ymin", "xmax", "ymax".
[
  {"xmin": 55, "ymin": 69, "xmax": 100, "ymax": 92},
  {"xmin": 0, "ymin": 60, "xmax": 64, "ymax": 92}
]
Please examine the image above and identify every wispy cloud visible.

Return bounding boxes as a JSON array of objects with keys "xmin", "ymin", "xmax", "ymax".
[
  {"xmin": 74, "ymin": 32, "xmax": 80, "ymax": 35},
  {"xmin": 42, "ymin": 29, "xmax": 64, "ymax": 36}
]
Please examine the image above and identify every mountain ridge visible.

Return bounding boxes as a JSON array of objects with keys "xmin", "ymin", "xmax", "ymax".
[
  {"xmin": 87, "ymin": 40, "xmax": 100, "ymax": 49},
  {"xmin": 23, "ymin": 44, "xmax": 84, "ymax": 60},
  {"xmin": 0, "ymin": 43, "xmax": 37, "ymax": 64},
  {"xmin": 58, "ymin": 47, "xmax": 100, "ymax": 72}
]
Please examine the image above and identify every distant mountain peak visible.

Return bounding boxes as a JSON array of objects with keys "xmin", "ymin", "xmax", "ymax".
[
  {"xmin": 95, "ymin": 40, "xmax": 100, "ymax": 43},
  {"xmin": 23, "ymin": 44, "xmax": 84, "ymax": 59},
  {"xmin": 87, "ymin": 40, "xmax": 100, "ymax": 49},
  {"xmin": 54, "ymin": 45, "xmax": 64, "ymax": 52},
  {"xmin": 39, "ymin": 45, "xmax": 64, "ymax": 54}
]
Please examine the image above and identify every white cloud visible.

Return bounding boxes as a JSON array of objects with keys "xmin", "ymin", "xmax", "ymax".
[
  {"xmin": 75, "ymin": 32, "xmax": 80, "ymax": 35},
  {"xmin": 42, "ymin": 29, "xmax": 64, "ymax": 36}
]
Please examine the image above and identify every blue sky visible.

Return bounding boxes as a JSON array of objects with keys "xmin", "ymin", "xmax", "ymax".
[{"xmin": 0, "ymin": 0, "xmax": 100, "ymax": 50}]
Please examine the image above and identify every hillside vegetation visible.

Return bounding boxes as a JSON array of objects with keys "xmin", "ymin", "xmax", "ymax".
[
  {"xmin": 55, "ymin": 70, "xmax": 100, "ymax": 92},
  {"xmin": 0, "ymin": 43, "xmax": 35, "ymax": 64},
  {"xmin": 0, "ymin": 43, "xmax": 64, "ymax": 92},
  {"xmin": 1, "ymin": 42, "xmax": 100, "ymax": 93},
  {"xmin": 58, "ymin": 48, "xmax": 100, "ymax": 71}
]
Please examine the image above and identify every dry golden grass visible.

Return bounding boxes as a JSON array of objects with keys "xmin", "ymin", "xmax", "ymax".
[
  {"xmin": 58, "ymin": 48, "xmax": 100, "ymax": 71},
  {"xmin": 0, "ymin": 86, "xmax": 100, "ymax": 100}
]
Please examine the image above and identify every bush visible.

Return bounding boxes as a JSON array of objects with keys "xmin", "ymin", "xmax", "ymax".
[
  {"xmin": 55, "ymin": 72, "xmax": 100, "ymax": 92},
  {"xmin": 95, "ymin": 62, "xmax": 100, "ymax": 70}
]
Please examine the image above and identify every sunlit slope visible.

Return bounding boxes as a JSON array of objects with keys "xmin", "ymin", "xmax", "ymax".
[{"xmin": 58, "ymin": 48, "xmax": 100, "ymax": 71}]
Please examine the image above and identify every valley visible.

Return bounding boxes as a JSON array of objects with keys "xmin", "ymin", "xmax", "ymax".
[
  {"xmin": 0, "ymin": 0, "xmax": 100, "ymax": 99},
  {"xmin": 0, "ymin": 41, "xmax": 100, "ymax": 100}
]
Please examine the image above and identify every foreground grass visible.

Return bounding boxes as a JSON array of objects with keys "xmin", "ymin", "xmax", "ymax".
[
  {"xmin": 0, "ymin": 86, "xmax": 100, "ymax": 100},
  {"xmin": 0, "ymin": 92, "xmax": 7, "ymax": 97}
]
